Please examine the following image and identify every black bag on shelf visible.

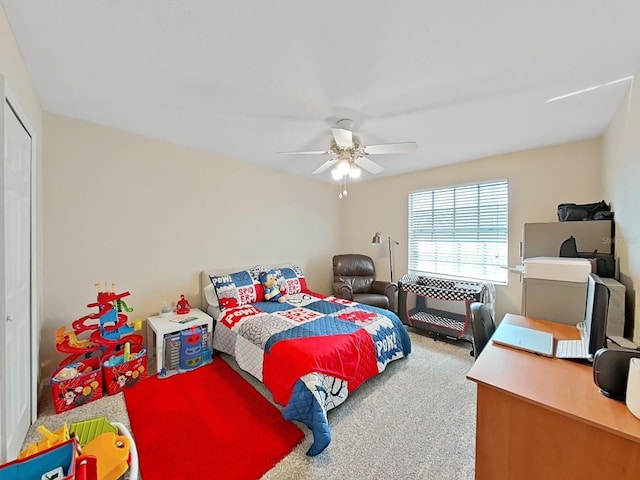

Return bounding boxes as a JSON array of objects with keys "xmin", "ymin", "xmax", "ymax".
[
  {"xmin": 559, "ymin": 236, "xmax": 579, "ymax": 257},
  {"xmin": 577, "ymin": 252, "xmax": 616, "ymax": 278},
  {"xmin": 558, "ymin": 235, "xmax": 615, "ymax": 278},
  {"xmin": 557, "ymin": 200, "xmax": 612, "ymax": 222}
]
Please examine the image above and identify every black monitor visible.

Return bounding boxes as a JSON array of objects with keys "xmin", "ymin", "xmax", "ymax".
[{"xmin": 585, "ymin": 273, "xmax": 610, "ymax": 357}]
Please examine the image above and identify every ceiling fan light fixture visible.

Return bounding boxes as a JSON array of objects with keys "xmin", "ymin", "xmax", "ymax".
[
  {"xmin": 336, "ymin": 159, "xmax": 351, "ymax": 176},
  {"xmin": 349, "ymin": 164, "xmax": 361, "ymax": 179}
]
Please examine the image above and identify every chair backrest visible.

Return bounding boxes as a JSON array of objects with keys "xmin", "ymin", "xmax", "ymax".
[
  {"xmin": 332, "ymin": 254, "xmax": 376, "ymax": 293},
  {"xmin": 470, "ymin": 302, "xmax": 496, "ymax": 358}
]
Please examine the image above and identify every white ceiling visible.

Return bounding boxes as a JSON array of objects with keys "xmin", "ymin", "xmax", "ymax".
[{"xmin": 2, "ymin": 1, "xmax": 639, "ymax": 182}]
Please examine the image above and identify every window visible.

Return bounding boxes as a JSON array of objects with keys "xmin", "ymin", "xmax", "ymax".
[{"xmin": 408, "ymin": 180, "xmax": 508, "ymax": 283}]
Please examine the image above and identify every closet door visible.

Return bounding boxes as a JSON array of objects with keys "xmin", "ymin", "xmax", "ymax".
[{"xmin": 1, "ymin": 81, "xmax": 34, "ymax": 461}]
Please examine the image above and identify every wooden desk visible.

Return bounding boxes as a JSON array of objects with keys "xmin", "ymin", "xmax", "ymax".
[{"xmin": 467, "ymin": 313, "xmax": 640, "ymax": 479}]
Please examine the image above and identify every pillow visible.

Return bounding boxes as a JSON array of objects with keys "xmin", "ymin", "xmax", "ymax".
[
  {"xmin": 274, "ymin": 265, "xmax": 308, "ymax": 295},
  {"xmin": 210, "ymin": 266, "xmax": 264, "ymax": 310}
]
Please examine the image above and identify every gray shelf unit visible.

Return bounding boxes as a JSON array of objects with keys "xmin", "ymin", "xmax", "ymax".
[
  {"xmin": 521, "ymin": 220, "xmax": 614, "ymax": 259},
  {"xmin": 519, "ymin": 220, "xmax": 621, "ymax": 328}
]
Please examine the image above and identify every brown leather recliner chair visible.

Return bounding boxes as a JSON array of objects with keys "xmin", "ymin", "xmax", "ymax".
[{"xmin": 332, "ymin": 254, "xmax": 397, "ymax": 311}]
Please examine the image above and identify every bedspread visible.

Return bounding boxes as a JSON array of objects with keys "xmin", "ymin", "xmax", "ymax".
[{"xmin": 216, "ymin": 292, "xmax": 412, "ymax": 455}]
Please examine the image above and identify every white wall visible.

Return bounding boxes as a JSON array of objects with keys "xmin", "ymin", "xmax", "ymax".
[
  {"xmin": 0, "ymin": 6, "xmax": 42, "ymax": 127},
  {"xmin": 341, "ymin": 139, "xmax": 603, "ymax": 323},
  {"xmin": 0, "ymin": 4, "xmax": 44, "ymax": 384},
  {"xmin": 41, "ymin": 113, "xmax": 341, "ymax": 375},
  {"xmin": 603, "ymin": 77, "xmax": 640, "ymax": 342}
]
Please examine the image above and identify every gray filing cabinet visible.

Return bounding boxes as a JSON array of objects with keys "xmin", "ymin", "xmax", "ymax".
[
  {"xmin": 520, "ymin": 220, "xmax": 618, "ymax": 327},
  {"xmin": 522, "ymin": 276, "xmax": 625, "ymax": 335},
  {"xmin": 522, "ymin": 278, "xmax": 587, "ymax": 325}
]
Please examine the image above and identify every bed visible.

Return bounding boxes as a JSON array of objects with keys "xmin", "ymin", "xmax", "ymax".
[{"xmin": 201, "ymin": 264, "xmax": 412, "ymax": 455}]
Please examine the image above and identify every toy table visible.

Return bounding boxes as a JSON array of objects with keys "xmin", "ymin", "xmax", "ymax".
[{"xmin": 146, "ymin": 308, "xmax": 213, "ymax": 375}]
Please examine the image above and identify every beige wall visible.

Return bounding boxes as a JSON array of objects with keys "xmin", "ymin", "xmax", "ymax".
[
  {"xmin": 41, "ymin": 113, "xmax": 341, "ymax": 375},
  {"xmin": 0, "ymin": 5, "xmax": 42, "ymax": 127},
  {"xmin": 341, "ymin": 139, "xmax": 603, "ymax": 322},
  {"xmin": 1, "ymin": 6, "xmax": 44, "ymax": 377},
  {"xmin": 43, "ymin": 116, "xmax": 605, "ymax": 374},
  {"xmin": 603, "ymin": 77, "xmax": 640, "ymax": 343}
]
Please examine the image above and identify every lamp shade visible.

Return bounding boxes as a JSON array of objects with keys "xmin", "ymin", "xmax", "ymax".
[{"xmin": 371, "ymin": 232, "xmax": 382, "ymax": 245}]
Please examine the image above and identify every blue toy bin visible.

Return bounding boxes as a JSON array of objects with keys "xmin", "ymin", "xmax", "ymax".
[{"xmin": 0, "ymin": 438, "xmax": 80, "ymax": 480}]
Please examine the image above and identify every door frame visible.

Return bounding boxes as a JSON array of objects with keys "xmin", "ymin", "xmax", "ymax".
[{"xmin": 0, "ymin": 75, "xmax": 39, "ymax": 459}]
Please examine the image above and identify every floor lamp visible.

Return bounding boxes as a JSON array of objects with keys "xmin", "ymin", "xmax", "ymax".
[{"xmin": 371, "ymin": 231, "xmax": 399, "ymax": 282}]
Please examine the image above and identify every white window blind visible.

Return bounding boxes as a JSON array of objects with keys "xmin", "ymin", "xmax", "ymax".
[{"xmin": 408, "ymin": 180, "xmax": 508, "ymax": 283}]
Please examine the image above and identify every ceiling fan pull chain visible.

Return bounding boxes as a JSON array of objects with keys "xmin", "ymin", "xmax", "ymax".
[{"xmin": 338, "ymin": 176, "xmax": 348, "ymax": 199}]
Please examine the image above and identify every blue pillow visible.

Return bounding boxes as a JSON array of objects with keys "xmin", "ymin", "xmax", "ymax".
[{"xmin": 210, "ymin": 267, "xmax": 263, "ymax": 310}]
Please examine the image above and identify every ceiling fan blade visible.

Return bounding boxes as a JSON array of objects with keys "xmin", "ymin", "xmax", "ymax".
[
  {"xmin": 312, "ymin": 158, "xmax": 338, "ymax": 175},
  {"xmin": 354, "ymin": 156, "xmax": 384, "ymax": 174},
  {"xmin": 278, "ymin": 150, "xmax": 332, "ymax": 155},
  {"xmin": 364, "ymin": 142, "xmax": 418, "ymax": 155},
  {"xmin": 331, "ymin": 127, "xmax": 353, "ymax": 149}
]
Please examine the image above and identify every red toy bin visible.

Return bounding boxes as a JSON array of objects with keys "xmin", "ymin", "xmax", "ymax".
[
  {"xmin": 50, "ymin": 356, "xmax": 103, "ymax": 414},
  {"xmin": 101, "ymin": 345, "xmax": 147, "ymax": 395}
]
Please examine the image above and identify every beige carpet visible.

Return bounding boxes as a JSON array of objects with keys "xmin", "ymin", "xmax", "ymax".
[
  {"xmin": 25, "ymin": 330, "xmax": 476, "ymax": 479},
  {"xmin": 256, "ymin": 330, "xmax": 477, "ymax": 480},
  {"xmin": 24, "ymin": 392, "xmax": 131, "ymax": 446},
  {"xmin": 22, "ymin": 391, "xmax": 135, "ymax": 479}
]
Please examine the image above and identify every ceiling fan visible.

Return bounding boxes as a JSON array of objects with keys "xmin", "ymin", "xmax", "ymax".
[{"xmin": 280, "ymin": 118, "xmax": 418, "ymax": 180}]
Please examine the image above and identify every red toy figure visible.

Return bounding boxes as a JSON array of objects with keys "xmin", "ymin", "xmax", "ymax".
[{"xmin": 176, "ymin": 294, "xmax": 191, "ymax": 314}]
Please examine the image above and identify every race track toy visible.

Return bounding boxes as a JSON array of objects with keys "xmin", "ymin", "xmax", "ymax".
[{"xmin": 51, "ymin": 283, "xmax": 147, "ymax": 410}]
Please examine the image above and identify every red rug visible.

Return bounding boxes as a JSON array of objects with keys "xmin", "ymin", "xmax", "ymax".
[{"xmin": 123, "ymin": 357, "xmax": 305, "ymax": 479}]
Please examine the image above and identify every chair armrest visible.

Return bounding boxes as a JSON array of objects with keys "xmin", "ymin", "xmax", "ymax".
[
  {"xmin": 372, "ymin": 281, "xmax": 398, "ymax": 311},
  {"xmin": 371, "ymin": 280, "xmax": 397, "ymax": 296},
  {"xmin": 333, "ymin": 282, "xmax": 354, "ymax": 300}
]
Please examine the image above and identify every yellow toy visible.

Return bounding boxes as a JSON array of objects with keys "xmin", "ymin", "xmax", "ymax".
[
  {"xmin": 55, "ymin": 326, "xmax": 91, "ymax": 349},
  {"xmin": 82, "ymin": 431, "xmax": 131, "ymax": 480},
  {"xmin": 18, "ymin": 423, "xmax": 69, "ymax": 459}
]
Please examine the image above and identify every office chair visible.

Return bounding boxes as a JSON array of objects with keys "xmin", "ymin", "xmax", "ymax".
[
  {"xmin": 332, "ymin": 254, "xmax": 397, "ymax": 311},
  {"xmin": 470, "ymin": 302, "xmax": 496, "ymax": 359}
]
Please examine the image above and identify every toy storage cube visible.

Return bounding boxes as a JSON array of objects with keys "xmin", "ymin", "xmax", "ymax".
[
  {"xmin": 0, "ymin": 438, "xmax": 81, "ymax": 480},
  {"xmin": 163, "ymin": 326, "xmax": 211, "ymax": 372},
  {"xmin": 179, "ymin": 326, "xmax": 203, "ymax": 370},
  {"xmin": 50, "ymin": 356, "xmax": 103, "ymax": 414},
  {"xmin": 101, "ymin": 345, "xmax": 148, "ymax": 395}
]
